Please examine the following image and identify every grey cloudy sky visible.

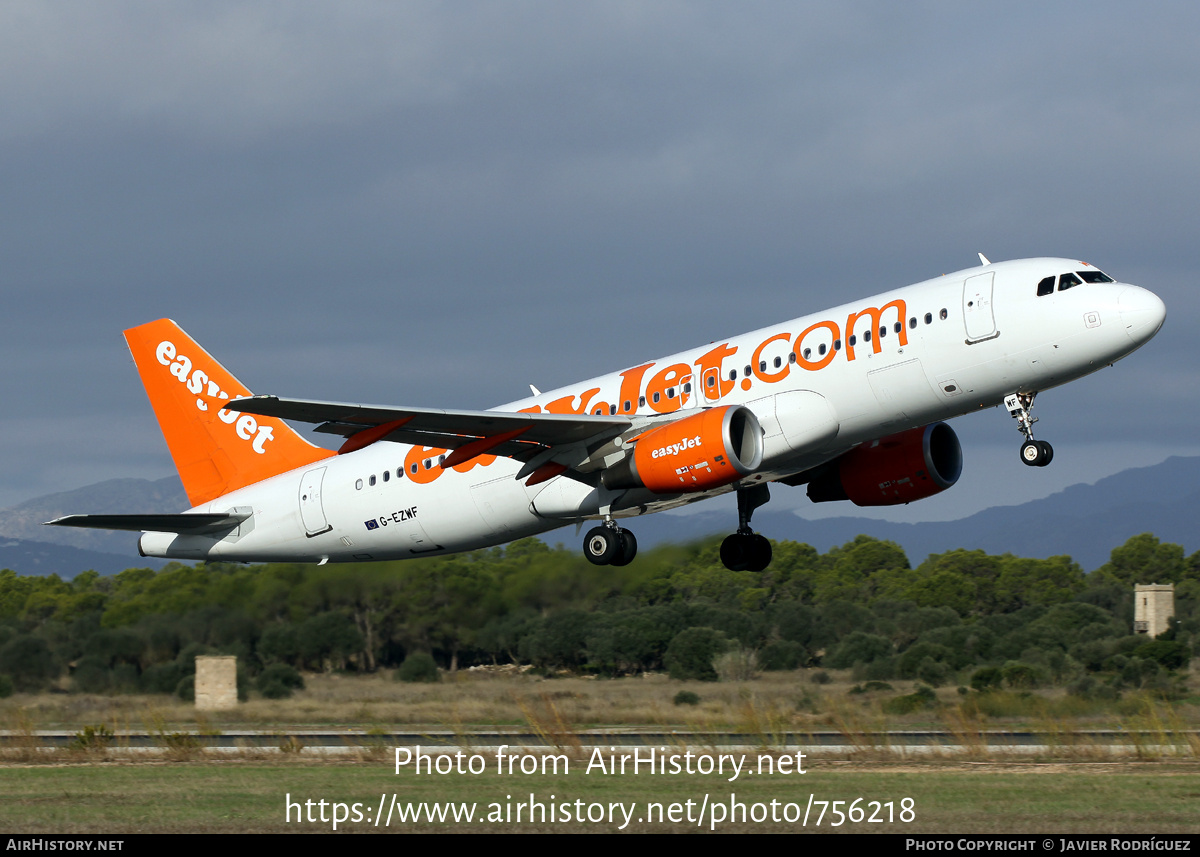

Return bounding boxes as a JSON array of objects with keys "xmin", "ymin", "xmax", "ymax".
[{"xmin": 2, "ymin": 2, "xmax": 1197, "ymax": 522}]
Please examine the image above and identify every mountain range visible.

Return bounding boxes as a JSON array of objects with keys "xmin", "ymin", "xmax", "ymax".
[
  {"xmin": 0, "ymin": 477, "xmax": 185, "ymax": 577},
  {"xmin": 1, "ymin": 457, "xmax": 1196, "ymax": 577},
  {"xmin": 631, "ymin": 455, "xmax": 1200, "ymax": 571}
]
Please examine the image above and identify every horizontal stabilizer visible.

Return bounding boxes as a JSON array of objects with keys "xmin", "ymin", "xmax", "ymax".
[{"xmin": 45, "ymin": 512, "xmax": 250, "ymax": 535}]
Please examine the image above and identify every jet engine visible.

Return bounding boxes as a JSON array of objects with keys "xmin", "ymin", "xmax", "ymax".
[
  {"xmin": 806, "ymin": 422, "xmax": 962, "ymax": 506},
  {"xmin": 602, "ymin": 405, "xmax": 763, "ymax": 493}
]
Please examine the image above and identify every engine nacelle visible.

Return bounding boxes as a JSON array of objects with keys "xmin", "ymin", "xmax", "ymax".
[
  {"xmin": 602, "ymin": 405, "xmax": 763, "ymax": 494},
  {"xmin": 807, "ymin": 422, "xmax": 962, "ymax": 506}
]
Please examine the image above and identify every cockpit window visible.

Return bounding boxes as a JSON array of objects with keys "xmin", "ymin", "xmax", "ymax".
[{"xmin": 1040, "ymin": 269, "xmax": 1113, "ymax": 294}]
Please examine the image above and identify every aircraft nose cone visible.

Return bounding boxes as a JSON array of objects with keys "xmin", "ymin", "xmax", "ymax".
[{"xmin": 1118, "ymin": 286, "xmax": 1166, "ymax": 345}]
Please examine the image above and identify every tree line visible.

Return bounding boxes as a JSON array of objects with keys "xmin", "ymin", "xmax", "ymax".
[{"xmin": 0, "ymin": 532, "xmax": 1194, "ymax": 697}]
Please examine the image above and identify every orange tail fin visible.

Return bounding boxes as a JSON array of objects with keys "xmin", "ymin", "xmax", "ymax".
[{"xmin": 124, "ymin": 319, "xmax": 333, "ymax": 507}]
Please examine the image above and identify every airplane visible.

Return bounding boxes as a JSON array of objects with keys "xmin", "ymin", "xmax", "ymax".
[{"xmin": 48, "ymin": 256, "xmax": 1165, "ymax": 572}]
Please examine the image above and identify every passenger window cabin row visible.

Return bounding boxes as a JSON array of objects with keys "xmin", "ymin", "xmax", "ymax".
[
  {"xmin": 587, "ymin": 308, "xmax": 954, "ymax": 414},
  {"xmin": 357, "ymin": 305, "xmax": 957, "ymax": 484},
  {"xmin": 356, "ymin": 454, "xmax": 446, "ymax": 490},
  {"xmin": 796, "ymin": 307, "xmax": 949, "ymax": 363}
]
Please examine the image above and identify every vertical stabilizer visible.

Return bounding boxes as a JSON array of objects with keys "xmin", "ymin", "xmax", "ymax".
[{"xmin": 124, "ymin": 319, "xmax": 333, "ymax": 507}]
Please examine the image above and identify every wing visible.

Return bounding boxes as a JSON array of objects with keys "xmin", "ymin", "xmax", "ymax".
[
  {"xmin": 46, "ymin": 512, "xmax": 250, "ymax": 535},
  {"xmin": 224, "ymin": 395, "xmax": 633, "ymax": 484}
]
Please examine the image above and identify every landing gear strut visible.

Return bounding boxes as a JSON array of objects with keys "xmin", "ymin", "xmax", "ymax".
[
  {"xmin": 720, "ymin": 484, "xmax": 773, "ymax": 572},
  {"xmin": 583, "ymin": 521, "xmax": 638, "ymax": 567},
  {"xmin": 1005, "ymin": 392, "xmax": 1053, "ymax": 467}
]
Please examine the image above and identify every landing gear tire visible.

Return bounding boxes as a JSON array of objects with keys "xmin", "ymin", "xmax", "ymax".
[
  {"xmin": 1020, "ymin": 439, "xmax": 1053, "ymax": 467},
  {"xmin": 722, "ymin": 484, "xmax": 774, "ymax": 572},
  {"xmin": 720, "ymin": 533, "xmax": 748, "ymax": 571},
  {"xmin": 720, "ymin": 533, "xmax": 772, "ymax": 572},
  {"xmin": 746, "ymin": 534, "xmax": 772, "ymax": 572},
  {"xmin": 583, "ymin": 526, "xmax": 620, "ymax": 565},
  {"xmin": 610, "ymin": 530, "xmax": 638, "ymax": 567}
]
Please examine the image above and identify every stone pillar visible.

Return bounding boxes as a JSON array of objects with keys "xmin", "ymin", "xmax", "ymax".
[
  {"xmin": 195, "ymin": 655, "xmax": 238, "ymax": 710},
  {"xmin": 1133, "ymin": 583, "xmax": 1174, "ymax": 638}
]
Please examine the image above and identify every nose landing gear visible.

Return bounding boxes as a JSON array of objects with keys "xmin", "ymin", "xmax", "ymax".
[
  {"xmin": 1020, "ymin": 439, "xmax": 1054, "ymax": 466},
  {"xmin": 720, "ymin": 483, "xmax": 773, "ymax": 572},
  {"xmin": 1006, "ymin": 393, "xmax": 1053, "ymax": 467}
]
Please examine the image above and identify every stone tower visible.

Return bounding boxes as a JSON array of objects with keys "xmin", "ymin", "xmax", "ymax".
[
  {"xmin": 1133, "ymin": 583, "xmax": 1174, "ymax": 638},
  {"xmin": 195, "ymin": 655, "xmax": 238, "ymax": 710}
]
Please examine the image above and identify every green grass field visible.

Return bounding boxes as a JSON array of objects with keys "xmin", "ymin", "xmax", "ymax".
[
  {"xmin": 1, "ymin": 758, "xmax": 1198, "ymax": 833},
  {"xmin": 3, "ymin": 672, "xmax": 1199, "ymax": 834}
]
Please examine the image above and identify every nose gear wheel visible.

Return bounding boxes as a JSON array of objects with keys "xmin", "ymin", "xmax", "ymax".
[
  {"xmin": 1020, "ymin": 439, "xmax": 1053, "ymax": 467},
  {"xmin": 1006, "ymin": 393, "xmax": 1053, "ymax": 467}
]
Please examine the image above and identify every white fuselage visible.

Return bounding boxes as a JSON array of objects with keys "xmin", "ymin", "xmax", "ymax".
[{"xmin": 139, "ymin": 258, "xmax": 1165, "ymax": 563}]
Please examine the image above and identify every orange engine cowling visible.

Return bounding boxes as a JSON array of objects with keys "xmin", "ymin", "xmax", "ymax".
[
  {"xmin": 602, "ymin": 405, "xmax": 764, "ymax": 494},
  {"xmin": 807, "ymin": 422, "xmax": 962, "ymax": 506}
]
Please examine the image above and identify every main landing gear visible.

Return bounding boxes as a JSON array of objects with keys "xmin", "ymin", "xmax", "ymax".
[
  {"xmin": 720, "ymin": 484, "xmax": 773, "ymax": 572},
  {"xmin": 583, "ymin": 522, "xmax": 638, "ymax": 567},
  {"xmin": 1005, "ymin": 392, "xmax": 1053, "ymax": 467}
]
